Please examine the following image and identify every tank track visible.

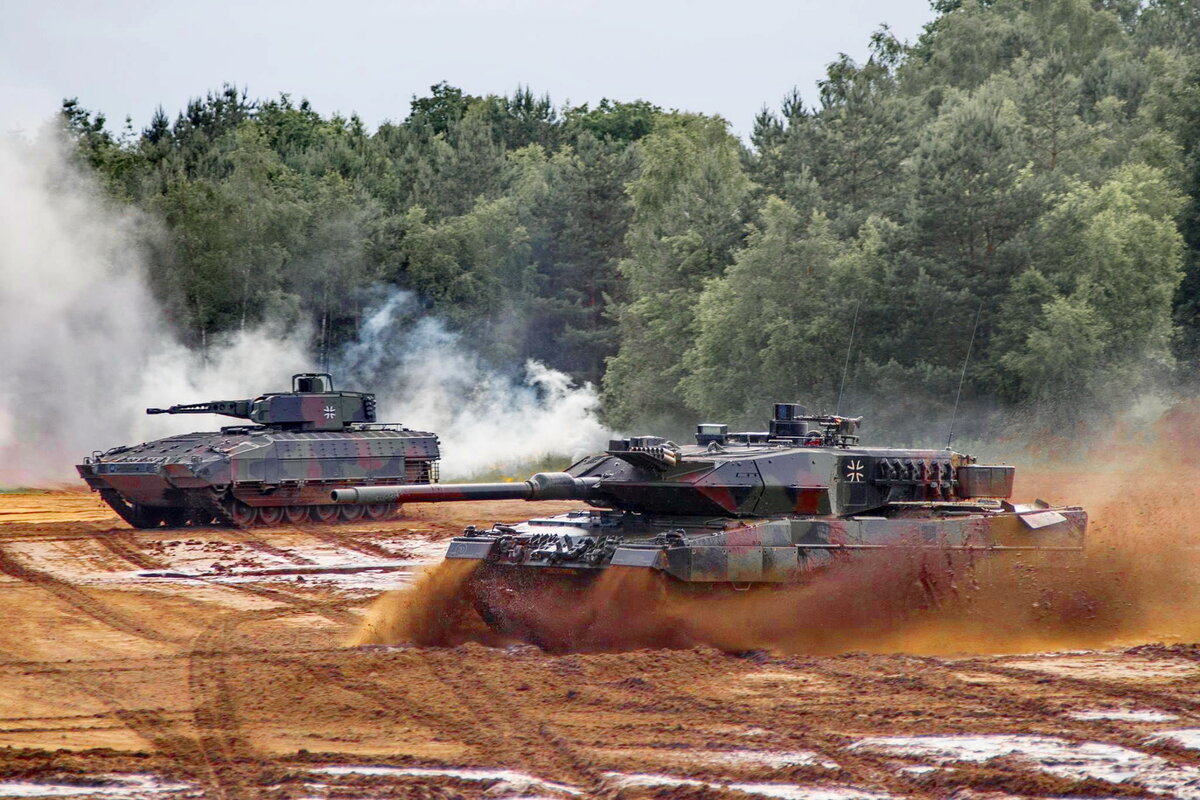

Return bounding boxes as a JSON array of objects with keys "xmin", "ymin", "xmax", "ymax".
[
  {"xmin": 193, "ymin": 489, "xmax": 239, "ymax": 528},
  {"xmin": 98, "ymin": 489, "xmax": 164, "ymax": 529},
  {"xmin": 99, "ymin": 487, "xmax": 400, "ymax": 530}
]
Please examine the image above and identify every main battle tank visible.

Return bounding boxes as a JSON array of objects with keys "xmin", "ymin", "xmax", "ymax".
[
  {"xmin": 78, "ymin": 373, "xmax": 439, "ymax": 528},
  {"xmin": 333, "ymin": 403, "xmax": 1086, "ymax": 635}
]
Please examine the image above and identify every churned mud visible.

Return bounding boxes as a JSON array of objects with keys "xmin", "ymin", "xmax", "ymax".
[{"xmin": 0, "ymin": 443, "xmax": 1198, "ymax": 798}]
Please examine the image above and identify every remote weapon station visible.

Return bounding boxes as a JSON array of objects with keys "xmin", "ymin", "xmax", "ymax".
[
  {"xmin": 332, "ymin": 403, "xmax": 1086, "ymax": 636},
  {"xmin": 78, "ymin": 374, "xmax": 439, "ymax": 527}
]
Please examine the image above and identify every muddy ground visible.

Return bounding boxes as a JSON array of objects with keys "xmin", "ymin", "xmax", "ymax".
[{"xmin": 0, "ymin": 469, "xmax": 1199, "ymax": 799}]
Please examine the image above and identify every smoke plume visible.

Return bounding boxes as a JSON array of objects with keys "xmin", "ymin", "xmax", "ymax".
[{"xmin": 0, "ymin": 130, "xmax": 608, "ymax": 486}]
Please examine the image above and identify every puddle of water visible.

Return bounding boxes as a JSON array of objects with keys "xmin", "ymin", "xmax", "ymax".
[
  {"xmin": 727, "ymin": 785, "xmax": 889, "ymax": 800},
  {"xmin": 852, "ymin": 734, "xmax": 1200, "ymax": 797},
  {"xmin": 0, "ymin": 774, "xmax": 192, "ymax": 798},
  {"xmin": 1068, "ymin": 709, "xmax": 1179, "ymax": 722},
  {"xmin": 1150, "ymin": 729, "xmax": 1200, "ymax": 749},
  {"xmin": 898, "ymin": 765, "xmax": 940, "ymax": 775},
  {"xmin": 702, "ymin": 750, "xmax": 840, "ymax": 770},
  {"xmin": 738, "ymin": 727, "xmax": 773, "ymax": 738},
  {"xmin": 308, "ymin": 766, "xmax": 581, "ymax": 796},
  {"xmin": 602, "ymin": 772, "xmax": 892, "ymax": 799},
  {"xmin": 1002, "ymin": 655, "xmax": 1199, "ymax": 682}
]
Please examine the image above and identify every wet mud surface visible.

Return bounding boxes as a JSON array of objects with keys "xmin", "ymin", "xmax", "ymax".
[{"xmin": 0, "ymin": 469, "xmax": 1198, "ymax": 799}]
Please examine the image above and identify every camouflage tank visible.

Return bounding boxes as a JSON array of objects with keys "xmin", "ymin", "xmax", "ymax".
[
  {"xmin": 77, "ymin": 373, "xmax": 439, "ymax": 528},
  {"xmin": 332, "ymin": 403, "xmax": 1086, "ymax": 636}
]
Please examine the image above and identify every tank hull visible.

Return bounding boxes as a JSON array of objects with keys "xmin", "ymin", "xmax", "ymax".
[
  {"xmin": 448, "ymin": 503, "xmax": 1086, "ymax": 645},
  {"xmin": 77, "ymin": 426, "xmax": 439, "ymax": 528},
  {"xmin": 446, "ymin": 503, "xmax": 1085, "ymax": 582}
]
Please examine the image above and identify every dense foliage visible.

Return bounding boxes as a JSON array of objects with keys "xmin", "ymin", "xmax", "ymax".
[{"xmin": 63, "ymin": 0, "xmax": 1200, "ymax": 438}]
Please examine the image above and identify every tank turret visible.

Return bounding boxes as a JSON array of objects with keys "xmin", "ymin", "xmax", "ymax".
[
  {"xmin": 146, "ymin": 373, "xmax": 376, "ymax": 433},
  {"xmin": 333, "ymin": 402, "xmax": 1086, "ymax": 645},
  {"xmin": 333, "ymin": 402, "xmax": 1014, "ymax": 518},
  {"xmin": 77, "ymin": 373, "xmax": 438, "ymax": 528}
]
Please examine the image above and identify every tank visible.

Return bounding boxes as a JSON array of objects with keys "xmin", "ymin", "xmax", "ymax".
[
  {"xmin": 77, "ymin": 373, "xmax": 439, "ymax": 528},
  {"xmin": 333, "ymin": 403, "xmax": 1086, "ymax": 636}
]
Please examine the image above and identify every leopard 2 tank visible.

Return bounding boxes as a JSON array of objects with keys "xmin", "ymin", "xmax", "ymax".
[
  {"xmin": 78, "ymin": 373, "xmax": 439, "ymax": 528},
  {"xmin": 333, "ymin": 403, "xmax": 1086, "ymax": 636}
]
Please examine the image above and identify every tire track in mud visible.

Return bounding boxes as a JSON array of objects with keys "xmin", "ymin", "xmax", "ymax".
[
  {"xmin": 0, "ymin": 644, "xmax": 214, "ymax": 792},
  {"xmin": 95, "ymin": 532, "xmax": 167, "ymax": 571},
  {"xmin": 423, "ymin": 649, "xmax": 604, "ymax": 792},
  {"xmin": 0, "ymin": 545, "xmax": 185, "ymax": 645},
  {"xmin": 785, "ymin": 653, "xmax": 1200, "ymax": 794},
  {"xmin": 182, "ymin": 600, "xmax": 366, "ymax": 799},
  {"xmin": 188, "ymin": 614, "xmax": 256, "ymax": 800},
  {"xmin": 216, "ymin": 583, "xmax": 360, "ymax": 626},
  {"xmin": 303, "ymin": 527, "xmax": 407, "ymax": 560},
  {"xmin": 73, "ymin": 528, "xmax": 363, "ymax": 627},
  {"xmin": 620, "ymin": 657, "xmax": 918, "ymax": 796},
  {"xmin": 186, "ymin": 603, "xmax": 333, "ymax": 800},
  {"xmin": 272, "ymin": 656, "xmax": 483, "ymax": 751},
  {"xmin": 815, "ymin": 655, "xmax": 1200, "ymax": 750},
  {"xmin": 0, "ymin": 536, "xmax": 355, "ymax": 646},
  {"xmin": 221, "ymin": 529, "xmax": 316, "ymax": 566},
  {"xmin": 306, "ymin": 647, "xmax": 604, "ymax": 792},
  {"xmin": 0, "ymin": 529, "xmax": 135, "ymax": 545},
  {"xmin": 951, "ymin": 657, "xmax": 1200, "ymax": 724}
]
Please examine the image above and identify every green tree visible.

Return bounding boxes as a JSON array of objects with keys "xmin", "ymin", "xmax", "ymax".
[
  {"xmin": 681, "ymin": 198, "xmax": 864, "ymax": 422},
  {"xmin": 602, "ymin": 114, "xmax": 753, "ymax": 427},
  {"xmin": 524, "ymin": 134, "xmax": 639, "ymax": 383}
]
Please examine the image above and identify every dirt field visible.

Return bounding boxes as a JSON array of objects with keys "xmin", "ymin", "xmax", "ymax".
[{"xmin": 0, "ymin": 477, "xmax": 1199, "ymax": 800}]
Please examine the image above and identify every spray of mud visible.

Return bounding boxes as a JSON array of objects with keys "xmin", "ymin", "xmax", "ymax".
[
  {"xmin": 349, "ymin": 560, "xmax": 508, "ymax": 648},
  {"xmin": 352, "ymin": 423, "xmax": 1200, "ymax": 656}
]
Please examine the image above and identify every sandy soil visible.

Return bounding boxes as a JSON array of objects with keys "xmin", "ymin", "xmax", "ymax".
[{"xmin": 0, "ymin": 481, "xmax": 1198, "ymax": 800}]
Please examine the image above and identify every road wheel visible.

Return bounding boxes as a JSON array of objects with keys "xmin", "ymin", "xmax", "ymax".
[
  {"xmin": 161, "ymin": 508, "xmax": 189, "ymax": 528},
  {"xmin": 258, "ymin": 506, "xmax": 285, "ymax": 526},
  {"xmin": 339, "ymin": 505, "xmax": 365, "ymax": 522},
  {"xmin": 363, "ymin": 503, "xmax": 393, "ymax": 521},
  {"xmin": 308, "ymin": 505, "xmax": 338, "ymax": 524},
  {"xmin": 283, "ymin": 506, "xmax": 307, "ymax": 524},
  {"xmin": 229, "ymin": 501, "xmax": 258, "ymax": 527}
]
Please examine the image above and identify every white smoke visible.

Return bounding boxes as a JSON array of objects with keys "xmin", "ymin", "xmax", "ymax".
[
  {"xmin": 335, "ymin": 291, "xmax": 610, "ymax": 477},
  {"xmin": 0, "ymin": 129, "xmax": 608, "ymax": 485}
]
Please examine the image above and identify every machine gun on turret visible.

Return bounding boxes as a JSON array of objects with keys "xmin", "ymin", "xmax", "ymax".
[{"xmin": 146, "ymin": 373, "xmax": 377, "ymax": 432}]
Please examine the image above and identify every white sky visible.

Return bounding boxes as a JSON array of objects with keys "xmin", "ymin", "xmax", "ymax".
[{"xmin": 1, "ymin": 0, "xmax": 935, "ymax": 139}]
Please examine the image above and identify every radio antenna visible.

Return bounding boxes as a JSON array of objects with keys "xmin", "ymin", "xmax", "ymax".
[
  {"xmin": 946, "ymin": 301, "xmax": 983, "ymax": 450},
  {"xmin": 835, "ymin": 299, "xmax": 861, "ymax": 415}
]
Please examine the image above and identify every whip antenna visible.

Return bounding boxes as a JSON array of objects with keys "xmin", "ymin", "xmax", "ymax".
[
  {"xmin": 835, "ymin": 299, "xmax": 861, "ymax": 415},
  {"xmin": 946, "ymin": 302, "xmax": 983, "ymax": 450}
]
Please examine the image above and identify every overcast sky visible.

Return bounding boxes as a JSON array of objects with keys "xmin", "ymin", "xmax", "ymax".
[{"xmin": 2, "ymin": 0, "xmax": 935, "ymax": 139}]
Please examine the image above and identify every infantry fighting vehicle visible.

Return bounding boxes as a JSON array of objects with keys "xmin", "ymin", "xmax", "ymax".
[
  {"xmin": 78, "ymin": 373, "xmax": 439, "ymax": 528},
  {"xmin": 333, "ymin": 403, "xmax": 1086, "ymax": 635}
]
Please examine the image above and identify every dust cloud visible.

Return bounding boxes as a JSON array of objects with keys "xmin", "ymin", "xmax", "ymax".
[
  {"xmin": 0, "ymin": 130, "xmax": 607, "ymax": 486},
  {"xmin": 353, "ymin": 419, "xmax": 1200, "ymax": 656},
  {"xmin": 350, "ymin": 559, "xmax": 499, "ymax": 648}
]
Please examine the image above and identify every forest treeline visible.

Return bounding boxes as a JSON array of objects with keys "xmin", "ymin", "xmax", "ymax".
[{"xmin": 63, "ymin": 0, "xmax": 1200, "ymax": 438}]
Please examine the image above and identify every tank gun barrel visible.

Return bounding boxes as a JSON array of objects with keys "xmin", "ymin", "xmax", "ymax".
[
  {"xmin": 145, "ymin": 400, "xmax": 252, "ymax": 419},
  {"xmin": 331, "ymin": 472, "xmax": 601, "ymax": 505}
]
